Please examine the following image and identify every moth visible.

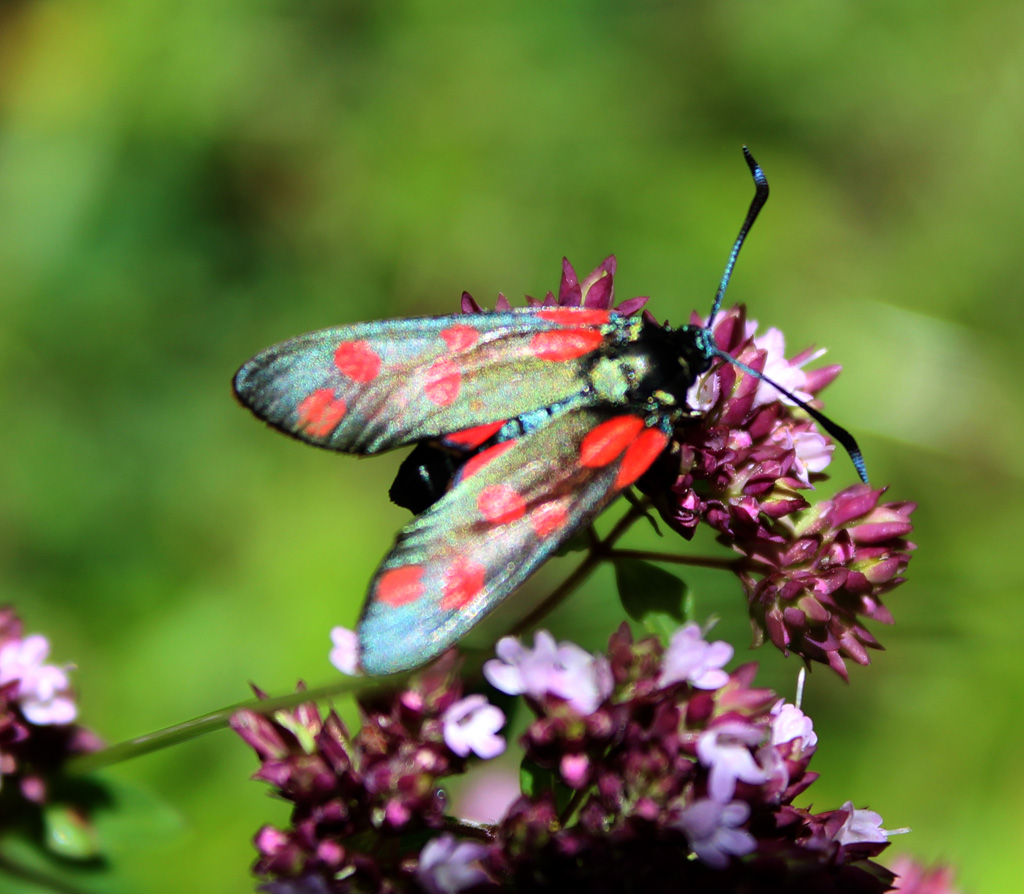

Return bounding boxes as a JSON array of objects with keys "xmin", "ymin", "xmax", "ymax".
[{"xmin": 233, "ymin": 149, "xmax": 866, "ymax": 675}]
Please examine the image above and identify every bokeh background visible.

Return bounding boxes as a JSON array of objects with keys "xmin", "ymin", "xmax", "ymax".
[{"xmin": 2, "ymin": 2, "xmax": 1021, "ymax": 891}]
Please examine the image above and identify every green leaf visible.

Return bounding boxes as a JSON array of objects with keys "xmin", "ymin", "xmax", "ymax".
[
  {"xmin": 613, "ymin": 558, "xmax": 692, "ymax": 642},
  {"xmin": 519, "ymin": 759, "xmax": 574, "ymax": 813},
  {"xmin": 42, "ymin": 804, "xmax": 102, "ymax": 861},
  {"xmin": 519, "ymin": 758, "xmax": 555, "ymax": 798}
]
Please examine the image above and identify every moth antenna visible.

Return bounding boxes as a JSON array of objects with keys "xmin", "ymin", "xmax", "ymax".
[
  {"xmin": 707, "ymin": 146, "xmax": 770, "ymax": 326},
  {"xmin": 711, "ymin": 347, "xmax": 869, "ymax": 483},
  {"xmin": 702, "ymin": 148, "xmax": 868, "ymax": 483}
]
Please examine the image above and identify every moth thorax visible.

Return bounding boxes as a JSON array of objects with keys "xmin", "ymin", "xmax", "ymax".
[
  {"xmin": 588, "ymin": 350, "xmax": 660, "ymax": 405},
  {"xmin": 593, "ymin": 322, "xmax": 710, "ymax": 406}
]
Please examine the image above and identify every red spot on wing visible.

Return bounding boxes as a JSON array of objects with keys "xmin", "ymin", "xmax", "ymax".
[
  {"xmin": 532, "ymin": 500, "xmax": 569, "ymax": 539},
  {"xmin": 615, "ymin": 428, "xmax": 669, "ymax": 488},
  {"xmin": 444, "ymin": 420, "xmax": 506, "ymax": 449},
  {"xmin": 477, "ymin": 484, "xmax": 526, "ymax": 524},
  {"xmin": 579, "ymin": 415, "xmax": 646, "ymax": 468},
  {"xmin": 375, "ymin": 566, "xmax": 425, "ymax": 607},
  {"xmin": 441, "ymin": 555, "xmax": 487, "ymax": 610},
  {"xmin": 334, "ymin": 340, "xmax": 382, "ymax": 382},
  {"xmin": 537, "ymin": 308, "xmax": 611, "ymax": 326},
  {"xmin": 530, "ymin": 328, "xmax": 605, "ymax": 362},
  {"xmin": 440, "ymin": 324, "xmax": 479, "ymax": 352},
  {"xmin": 460, "ymin": 440, "xmax": 517, "ymax": 480},
  {"xmin": 296, "ymin": 388, "xmax": 347, "ymax": 436},
  {"xmin": 424, "ymin": 358, "xmax": 462, "ymax": 406}
]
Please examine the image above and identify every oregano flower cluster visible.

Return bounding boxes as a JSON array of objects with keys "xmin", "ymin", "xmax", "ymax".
[
  {"xmin": 465, "ymin": 258, "xmax": 917, "ymax": 677},
  {"xmin": 239, "ymin": 625, "xmax": 902, "ymax": 893},
  {"xmin": 0, "ymin": 259, "xmax": 940, "ymax": 892}
]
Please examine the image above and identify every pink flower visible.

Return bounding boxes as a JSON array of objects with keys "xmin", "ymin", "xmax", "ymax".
[
  {"xmin": 657, "ymin": 623, "xmax": 733, "ymax": 689},
  {"xmin": 750, "ymin": 327, "xmax": 826, "ymax": 409},
  {"xmin": 890, "ymin": 857, "xmax": 963, "ymax": 894},
  {"xmin": 834, "ymin": 801, "xmax": 897, "ymax": 846},
  {"xmin": 0, "ymin": 634, "xmax": 76, "ymax": 725},
  {"xmin": 671, "ymin": 798, "xmax": 757, "ymax": 869},
  {"xmin": 483, "ymin": 631, "xmax": 613, "ymax": 716},
  {"xmin": 770, "ymin": 701, "xmax": 817, "ymax": 750},
  {"xmin": 417, "ymin": 834, "xmax": 492, "ymax": 894},
  {"xmin": 442, "ymin": 695, "xmax": 506, "ymax": 760},
  {"xmin": 696, "ymin": 720, "xmax": 769, "ymax": 802},
  {"xmin": 452, "ymin": 765, "xmax": 521, "ymax": 824},
  {"xmin": 327, "ymin": 626, "xmax": 360, "ymax": 676}
]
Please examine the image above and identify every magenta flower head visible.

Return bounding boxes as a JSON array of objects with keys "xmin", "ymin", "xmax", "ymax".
[
  {"xmin": 642, "ymin": 304, "xmax": 847, "ymax": 544},
  {"xmin": 239, "ymin": 622, "xmax": 904, "ymax": 891},
  {"xmin": 0, "ymin": 607, "xmax": 102, "ymax": 858},
  {"xmin": 487, "ymin": 624, "xmax": 898, "ymax": 890},
  {"xmin": 234, "ymin": 654, "xmax": 508, "ymax": 891},
  {"xmin": 461, "ymin": 258, "xmax": 914, "ymax": 676},
  {"xmin": 740, "ymin": 484, "xmax": 916, "ymax": 677},
  {"xmin": 461, "ymin": 254, "xmax": 649, "ymax": 317}
]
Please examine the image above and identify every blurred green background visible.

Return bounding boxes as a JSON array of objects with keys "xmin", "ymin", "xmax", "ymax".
[{"xmin": 1, "ymin": 1, "xmax": 1020, "ymax": 891}]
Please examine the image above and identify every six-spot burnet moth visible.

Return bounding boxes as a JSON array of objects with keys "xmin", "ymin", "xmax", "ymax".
[{"xmin": 233, "ymin": 148, "xmax": 868, "ymax": 675}]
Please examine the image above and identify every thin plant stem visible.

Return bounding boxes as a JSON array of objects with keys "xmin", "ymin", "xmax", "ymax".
[
  {"xmin": 0, "ymin": 854, "xmax": 92, "ymax": 894},
  {"xmin": 607, "ymin": 548, "xmax": 753, "ymax": 573},
  {"xmin": 509, "ymin": 501, "xmax": 649, "ymax": 636},
  {"xmin": 557, "ymin": 785, "xmax": 592, "ymax": 828},
  {"xmin": 68, "ymin": 500, "xmax": 750, "ymax": 774},
  {"xmin": 67, "ymin": 677, "xmax": 378, "ymax": 774}
]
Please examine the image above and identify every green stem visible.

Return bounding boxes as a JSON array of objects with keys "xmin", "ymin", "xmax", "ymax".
[
  {"xmin": 67, "ymin": 677, "xmax": 382, "ymax": 774},
  {"xmin": 66, "ymin": 501, "xmax": 752, "ymax": 774},
  {"xmin": 509, "ymin": 502, "xmax": 648, "ymax": 636},
  {"xmin": 557, "ymin": 784, "xmax": 593, "ymax": 828},
  {"xmin": 0, "ymin": 852, "xmax": 92, "ymax": 894},
  {"xmin": 440, "ymin": 817, "xmax": 495, "ymax": 841},
  {"xmin": 606, "ymin": 548, "xmax": 750, "ymax": 572}
]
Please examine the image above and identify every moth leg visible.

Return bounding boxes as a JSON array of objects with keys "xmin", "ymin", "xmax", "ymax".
[{"xmin": 623, "ymin": 488, "xmax": 662, "ymax": 536}]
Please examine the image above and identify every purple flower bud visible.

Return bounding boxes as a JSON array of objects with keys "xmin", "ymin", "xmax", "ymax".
[
  {"xmin": 417, "ymin": 834, "xmax": 492, "ymax": 894},
  {"xmin": 559, "ymin": 752, "xmax": 590, "ymax": 789},
  {"xmin": 463, "ymin": 255, "xmax": 647, "ymax": 318},
  {"xmin": 657, "ymin": 624, "xmax": 733, "ymax": 690},
  {"xmin": 671, "ymin": 798, "xmax": 757, "ymax": 869},
  {"xmin": 442, "ymin": 695, "xmax": 506, "ymax": 760}
]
